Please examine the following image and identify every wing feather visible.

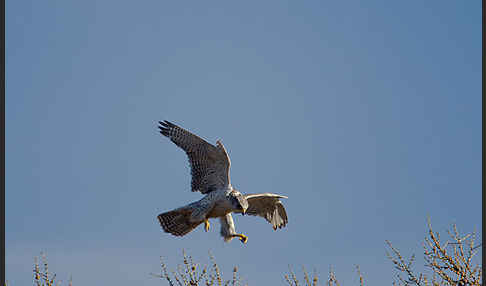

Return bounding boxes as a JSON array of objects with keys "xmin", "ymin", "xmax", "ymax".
[
  {"xmin": 158, "ymin": 120, "xmax": 231, "ymax": 194},
  {"xmin": 244, "ymin": 193, "xmax": 288, "ymax": 230}
]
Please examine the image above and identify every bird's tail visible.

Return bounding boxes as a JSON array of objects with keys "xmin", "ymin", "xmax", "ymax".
[{"xmin": 157, "ymin": 206, "xmax": 202, "ymax": 237}]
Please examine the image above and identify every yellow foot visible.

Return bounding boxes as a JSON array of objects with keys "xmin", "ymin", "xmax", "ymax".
[
  {"xmin": 204, "ymin": 219, "xmax": 210, "ymax": 232},
  {"xmin": 233, "ymin": 233, "xmax": 248, "ymax": 244}
]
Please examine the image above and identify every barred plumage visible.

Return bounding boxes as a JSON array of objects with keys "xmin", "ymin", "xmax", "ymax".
[
  {"xmin": 158, "ymin": 120, "xmax": 230, "ymax": 194},
  {"xmin": 156, "ymin": 121, "xmax": 289, "ymax": 243},
  {"xmin": 157, "ymin": 207, "xmax": 201, "ymax": 236}
]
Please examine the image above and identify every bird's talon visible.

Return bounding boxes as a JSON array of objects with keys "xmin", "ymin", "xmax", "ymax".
[
  {"xmin": 239, "ymin": 234, "xmax": 248, "ymax": 244},
  {"xmin": 204, "ymin": 219, "xmax": 210, "ymax": 232}
]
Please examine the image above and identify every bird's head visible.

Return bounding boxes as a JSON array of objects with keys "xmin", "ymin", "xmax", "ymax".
[{"xmin": 229, "ymin": 191, "xmax": 248, "ymax": 214}]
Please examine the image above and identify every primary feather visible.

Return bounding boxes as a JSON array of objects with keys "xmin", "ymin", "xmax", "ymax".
[
  {"xmin": 158, "ymin": 120, "xmax": 231, "ymax": 194},
  {"xmin": 244, "ymin": 193, "xmax": 289, "ymax": 230}
]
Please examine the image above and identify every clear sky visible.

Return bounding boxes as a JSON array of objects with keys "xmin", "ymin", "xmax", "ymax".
[{"xmin": 6, "ymin": 1, "xmax": 481, "ymax": 285}]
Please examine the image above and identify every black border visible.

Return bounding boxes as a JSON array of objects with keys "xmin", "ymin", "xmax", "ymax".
[{"xmin": 1, "ymin": 0, "xmax": 5, "ymax": 283}]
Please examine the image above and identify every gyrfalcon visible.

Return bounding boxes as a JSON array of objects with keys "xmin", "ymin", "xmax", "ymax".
[{"xmin": 156, "ymin": 120, "xmax": 288, "ymax": 243}]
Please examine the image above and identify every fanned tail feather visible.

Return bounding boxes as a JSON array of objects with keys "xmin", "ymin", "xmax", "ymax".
[{"xmin": 157, "ymin": 207, "xmax": 201, "ymax": 237}]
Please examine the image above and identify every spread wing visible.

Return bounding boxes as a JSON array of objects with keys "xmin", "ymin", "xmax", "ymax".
[
  {"xmin": 158, "ymin": 120, "xmax": 231, "ymax": 194},
  {"xmin": 244, "ymin": 193, "xmax": 288, "ymax": 230}
]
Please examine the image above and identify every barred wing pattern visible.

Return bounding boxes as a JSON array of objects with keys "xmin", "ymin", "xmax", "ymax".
[
  {"xmin": 244, "ymin": 193, "xmax": 288, "ymax": 230},
  {"xmin": 158, "ymin": 120, "xmax": 231, "ymax": 194}
]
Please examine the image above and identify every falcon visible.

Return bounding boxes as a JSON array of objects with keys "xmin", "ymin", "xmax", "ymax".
[{"xmin": 156, "ymin": 120, "xmax": 288, "ymax": 243}]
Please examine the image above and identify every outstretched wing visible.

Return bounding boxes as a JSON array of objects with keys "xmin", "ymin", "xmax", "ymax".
[
  {"xmin": 158, "ymin": 120, "xmax": 231, "ymax": 194},
  {"xmin": 244, "ymin": 193, "xmax": 288, "ymax": 230}
]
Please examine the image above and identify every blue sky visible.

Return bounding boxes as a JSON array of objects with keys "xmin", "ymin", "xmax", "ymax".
[{"xmin": 6, "ymin": 1, "xmax": 481, "ymax": 285}]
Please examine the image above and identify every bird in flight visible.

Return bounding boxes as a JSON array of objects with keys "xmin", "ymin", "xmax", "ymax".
[{"xmin": 157, "ymin": 120, "xmax": 288, "ymax": 243}]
